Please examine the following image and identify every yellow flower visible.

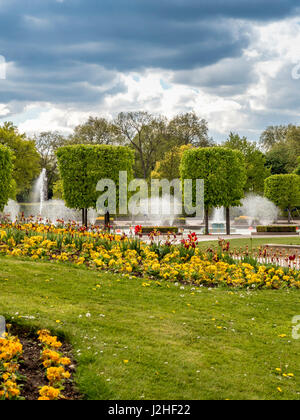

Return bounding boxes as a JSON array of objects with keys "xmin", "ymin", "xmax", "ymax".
[
  {"xmin": 59, "ymin": 357, "xmax": 71, "ymax": 366},
  {"xmin": 39, "ymin": 386, "xmax": 60, "ymax": 400}
]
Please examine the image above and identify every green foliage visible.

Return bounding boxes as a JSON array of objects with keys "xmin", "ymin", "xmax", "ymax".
[
  {"xmin": 256, "ymin": 225, "xmax": 297, "ymax": 233},
  {"xmin": 264, "ymin": 174, "xmax": 300, "ymax": 220},
  {"xmin": 265, "ymin": 145, "xmax": 291, "ymax": 175},
  {"xmin": 263, "ymin": 125, "xmax": 300, "ymax": 174},
  {"xmin": 0, "ymin": 144, "xmax": 14, "ymax": 211},
  {"xmin": 0, "ymin": 122, "xmax": 40, "ymax": 200},
  {"xmin": 52, "ymin": 179, "xmax": 64, "ymax": 200},
  {"xmin": 260, "ymin": 125, "xmax": 292, "ymax": 151},
  {"xmin": 56, "ymin": 145, "xmax": 135, "ymax": 211},
  {"xmin": 224, "ymin": 133, "xmax": 270, "ymax": 194},
  {"xmin": 167, "ymin": 112, "xmax": 212, "ymax": 148},
  {"xmin": 114, "ymin": 111, "xmax": 212, "ymax": 179},
  {"xmin": 295, "ymin": 157, "xmax": 300, "ymax": 176},
  {"xmin": 34, "ymin": 131, "xmax": 67, "ymax": 199},
  {"xmin": 151, "ymin": 144, "xmax": 193, "ymax": 180},
  {"xmin": 70, "ymin": 117, "xmax": 120, "ymax": 145},
  {"xmin": 180, "ymin": 147, "xmax": 247, "ymax": 209},
  {"xmin": 115, "ymin": 111, "xmax": 167, "ymax": 179}
]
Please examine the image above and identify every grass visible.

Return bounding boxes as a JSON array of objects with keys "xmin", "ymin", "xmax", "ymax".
[
  {"xmin": 0, "ymin": 254, "xmax": 300, "ymax": 400},
  {"xmin": 198, "ymin": 236, "xmax": 300, "ymax": 252}
]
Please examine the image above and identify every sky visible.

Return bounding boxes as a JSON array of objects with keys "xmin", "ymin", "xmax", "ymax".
[{"xmin": 0, "ymin": 0, "xmax": 300, "ymax": 142}]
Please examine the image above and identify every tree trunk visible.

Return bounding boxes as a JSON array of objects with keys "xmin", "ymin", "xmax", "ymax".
[
  {"xmin": 205, "ymin": 208, "xmax": 209, "ymax": 235},
  {"xmin": 82, "ymin": 208, "xmax": 88, "ymax": 228},
  {"xmin": 288, "ymin": 208, "xmax": 292, "ymax": 224},
  {"xmin": 82, "ymin": 209, "xmax": 85, "ymax": 227},
  {"xmin": 226, "ymin": 207, "xmax": 231, "ymax": 236},
  {"xmin": 105, "ymin": 211, "xmax": 110, "ymax": 231}
]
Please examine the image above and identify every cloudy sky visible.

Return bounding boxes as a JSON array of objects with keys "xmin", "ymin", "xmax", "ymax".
[{"xmin": 0, "ymin": 0, "xmax": 300, "ymax": 142}]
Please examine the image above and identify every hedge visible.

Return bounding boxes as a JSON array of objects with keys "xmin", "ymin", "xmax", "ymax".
[
  {"xmin": 138, "ymin": 226, "xmax": 179, "ymax": 234},
  {"xmin": 264, "ymin": 174, "xmax": 300, "ymax": 223},
  {"xmin": 256, "ymin": 225, "xmax": 297, "ymax": 233},
  {"xmin": 56, "ymin": 145, "xmax": 135, "ymax": 211},
  {"xmin": 0, "ymin": 144, "xmax": 14, "ymax": 212},
  {"xmin": 180, "ymin": 147, "xmax": 246, "ymax": 234}
]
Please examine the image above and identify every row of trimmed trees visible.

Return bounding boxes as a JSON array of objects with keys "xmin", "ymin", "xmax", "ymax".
[{"xmin": 0, "ymin": 143, "xmax": 299, "ymax": 230}]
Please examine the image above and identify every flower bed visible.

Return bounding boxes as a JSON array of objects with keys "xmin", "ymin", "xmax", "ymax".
[
  {"xmin": 0, "ymin": 222, "xmax": 299, "ymax": 289},
  {"xmin": 0, "ymin": 325, "xmax": 80, "ymax": 400}
]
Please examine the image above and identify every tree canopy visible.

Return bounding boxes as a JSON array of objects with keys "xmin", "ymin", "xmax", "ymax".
[
  {"xmin": 180, "ymin": 147, "xmax": 246, "ymax": 234},
  {"xmin": 167, "ymin": 112, "xmax": 212, "ymax": 148},
  {"xmin": 224, "ymin": 133, "xmax": 270, "ymax": 194},
  {"xmin": 34, "ymin": 131, "xmax": 67, "ymax": 199},
  {"xmin": 264, "ymin": 174, "xmax": 300, "ymax": 223},
  {"xmin": 56, "ymin": 145, "xmax": 134, "ymax": 225},
  {"xmin": 0, "ymin": 144, "xmax": 14, "ymax": 211},
  {"xmin": 70, "ymin": 117, "xmax": 120, "ymax": 145},
  {"xmin": 261, "ymin": 125, "xmax": 300, "ymax": 174},
  {"xmin": 0, "ymin": 122, "xmax": 40, "ymax": 200},
  {"xmin": 152, "ymin": 145, "xmax": 193, "ymax": 181}
]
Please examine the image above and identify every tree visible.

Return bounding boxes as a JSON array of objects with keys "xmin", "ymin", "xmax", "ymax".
[
  {"xmin": 151, "ymin": 145, "xmax": 193, "ymax": 180},
  {"xmin": 180, "ymin": 147, "xmax": 246, "ymax": 234},
  {"xmin": 56, "ymin": 145, "xmax": 134, "ymax": 226},
  {"xmin": 114, "ymin": 112, "xmax": 167, "ymax": 179},
  {"xmin": 167, "ymin": 112, "xmax": 212, "ymax": 148},
  {"xmin": 262, "ymin": 125, "xmax": 300, "ymax": 174},
  {"xmin": 0, "ymin": 122, "xmax": 40, "ymax": 200},
  {"xmin": 285, "ymin": 126, "xmax": 300, "ymax": 171},
  {"xmin": 224, "ymin": 133, "xmax": 270, "ymax": 194},
  {"xmin": 260, "ymin": 125, "xmax": 292, "ymax": 151},
  {"xmin": 295, "ymin": 157, "xmax": 300, "ymax": 176},
  {"xmin": 264, "ymin": 174, "xmax": 300, "ymax": 223},
  {"xmin": 0, "ymin": 144, "xmax": 14, "ymax": 211},
  {"xmin": 34, "ymin": 131, "xmax": 67, "ymax": 199},
  {"xmin": 265, "ymin": 145, "xmax": 291, "ymax": 175},
  {"xmin": 70, "ymin": 117, "xmax": 120, "ymax": 145}
]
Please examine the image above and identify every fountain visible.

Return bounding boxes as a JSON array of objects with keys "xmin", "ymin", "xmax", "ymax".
[
  {"xmin": 2, "ymin": 200, "xmax": 20, "ymax": 222},
  {"xmin": 210, "ymin": 207, "xmax": 226, "ymax": 233},
  {"xmin": 31, "ymin": 169, "xmax": 48, "ymax": 215},
  {"xmin": 131, "ymin": 195, "xmax": 182, "ymax": 235},
  {"xmin": 239, "ymin": 194, "xmax": 279, "ymax": 226}
]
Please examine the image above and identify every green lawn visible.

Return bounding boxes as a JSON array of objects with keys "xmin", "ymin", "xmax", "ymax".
[
  {"xmin": 0, "ymin": 255, "xmax": 300, "ymax": 400},
  {"xmin": 198, "ymin": 236, "xmax": 300, "ymax": 251}
]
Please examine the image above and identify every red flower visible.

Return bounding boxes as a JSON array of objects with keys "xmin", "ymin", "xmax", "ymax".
[{"xmin": 135, "ymin": 225, "xmax": 142, "ymax": 235}]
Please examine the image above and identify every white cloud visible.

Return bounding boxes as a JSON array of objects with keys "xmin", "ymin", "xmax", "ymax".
[{"xmin": 4, "ymin": 17, "xmax": 300, "ymax": 141}]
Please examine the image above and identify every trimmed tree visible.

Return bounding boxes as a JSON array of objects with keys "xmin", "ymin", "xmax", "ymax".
[
  {"xmin": 295, "ymin": 157, "xmax": 300, "ymax": 176},
  {"xmin": 180, "ymin": 147, "xmax": 247, "ymax": 234},
  {"xmin": 56, "ymin": 145, "xmax": 135, "ymax": 227},
  {"xmin": 264, "ymin": 174, "xmax": 300, "ymax": 223},
  {"xmin": 0, "ymin": 144, "xmax": 14, "ymax": 212}
]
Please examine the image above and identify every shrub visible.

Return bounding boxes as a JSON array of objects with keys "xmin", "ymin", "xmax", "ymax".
[
  {"xmin": 256, "ymin": 225, "xmax": 297, "ymax": 233},
  {"xmin": 138, "ymin": 226, "xmax": 179, "ymax": 234}
]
